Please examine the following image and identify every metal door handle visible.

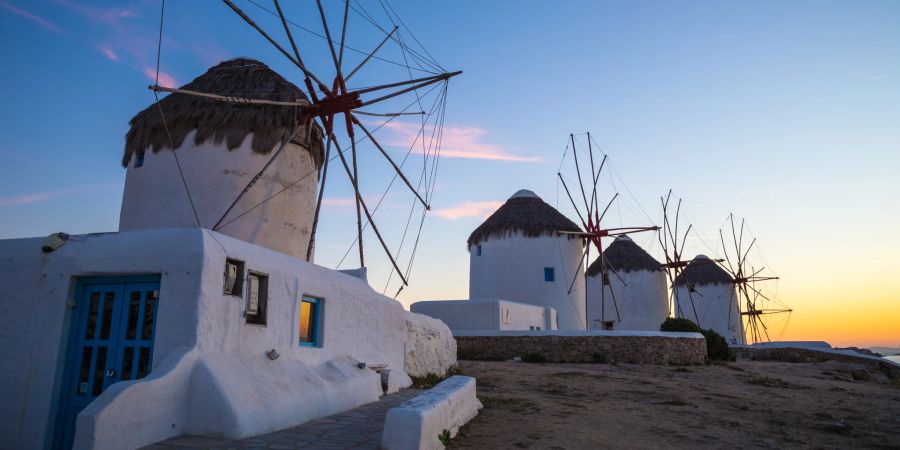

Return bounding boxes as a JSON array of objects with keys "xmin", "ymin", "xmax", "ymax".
[{"xmin": 106, "ymin": 369, "xmax": 116, "ymax": 377}]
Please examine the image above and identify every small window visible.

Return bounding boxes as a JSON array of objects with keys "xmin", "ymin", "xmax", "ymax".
[
  {"xmin": 245, "ymin": 271, "xmax": 268, "ymax": 326},
  {"xmin": 544, "ymin": 267, "xmax": 555, "ymax": 282},
  {"xmin": 476, "ymin": 245, "xmax": 482, "ymax": 256},
  {"xmin": 134, "ymin": 149, "xmax": 145, "ymax": 168},
  {"xmin": 223, "ymin": 258, "xmax": 245, "ymax": 296},
  {"xmin": 299, "ymin": 296, "xmax": 322, "ymax": 347},
  {"xmin": 603, "ymin": 321, "xmax": 615, "ymax": 330}
]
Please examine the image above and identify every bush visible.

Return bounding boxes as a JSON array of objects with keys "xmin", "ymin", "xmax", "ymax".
[
  {"xmin": 660, "ymin": 317, "xmax": 702, "ymax": 333},
  {"xmin": 701, "ymin": 328, "xmax": 735, "ymax": 362},
  {"xmin": 660, "ymin": 318, "xmax": 735, "ymax": 362}
]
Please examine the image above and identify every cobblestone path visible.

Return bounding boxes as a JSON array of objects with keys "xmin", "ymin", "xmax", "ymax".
[{"xmin": 142, "ymin": 388, "xmax": 422, "ymax": 450}]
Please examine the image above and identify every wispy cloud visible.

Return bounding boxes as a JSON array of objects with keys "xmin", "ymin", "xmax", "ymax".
[
  {"xmin": 55, "ymin": 0, "xmax": 137, "ymax": 25},
  {"xmin": 379, "ymin": 121, "xmax": 542, "ymax": 162},
  {"xmin": 433, "ymin": 200, "xmax": 502, "ymax": 219},
  {"xmin": 871, "ymin": 74, "xmax": 889, "ymax": 80},
  {"xmin": 97, "ymin": 45, "xmax": 118, "ymax": 61},
  {"xmin": 143, "ymin": 67, "xmax": 177, "ymax": 88},
  {"xmin": 0, "ymin": 183, "xmax": 116, "ymax": 207},
  {"xmin": 0, "ymin": 1, "xmax": 64, "ymax": 33}
]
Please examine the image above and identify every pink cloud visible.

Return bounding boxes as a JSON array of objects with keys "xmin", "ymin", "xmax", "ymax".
[
  {"xmin": 378, "ymin": 121, "xmax": 542, "ymax": 162},
  {"xmin": 56, "ymin": 0, "xmax": 137, "ymax": 26},
  {"xmin": 144, "ymin": 67, "xmax": 178, "ymax": 88},
  {"xmin": 0, "ymin": 1, "xmax": 64, "ymax": 33},
  {"xmin": 433, "ymin": 200, "xmax": 503, "ymax": 220},
  {"xmin": 98, "ymin": 45, "xmax": 118, "ymax": 61},
  {"xmin": 0, "ymin": 183, "xmax": 115, "ymax": 207}
]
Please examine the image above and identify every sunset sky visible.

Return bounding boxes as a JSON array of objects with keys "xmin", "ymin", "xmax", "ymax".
[{"xmin": 1, "ymin": 0, "xmax": 898, "ymax": 348}]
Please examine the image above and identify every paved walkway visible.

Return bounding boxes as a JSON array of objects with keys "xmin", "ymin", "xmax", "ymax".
[{"xmin": 143, "ymin": 389, "xmax": 422, "ymax": 450}]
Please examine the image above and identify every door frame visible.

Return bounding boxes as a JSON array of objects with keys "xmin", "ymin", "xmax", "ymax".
[{"xmin": 52, "ymin": 274, "xmax": 161, "ymax": 450}]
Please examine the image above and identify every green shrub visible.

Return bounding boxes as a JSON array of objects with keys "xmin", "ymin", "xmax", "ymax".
[
  {"xmin": 660, "ymin": 318, "xmax": 735, "ymax": 362},
  {"xmin": 701, "ymin": 328, "xmax": 736, "ymax": 362},
  {"xmin": 411, "ymin": 372, "xmax": 443, "ymax": 388},
  {"xmin": 438, "ymin": 429, "xmax": 452, "ymax": 448},
  {"xmin": 660, "ymin": 317, "xmax": 702, "ymax": 333}
]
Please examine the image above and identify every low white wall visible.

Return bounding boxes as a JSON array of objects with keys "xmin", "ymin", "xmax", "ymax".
[
  {"xmin": 0, "ymin": 228, "xmax": 456, "ymax": 450},
  {"xmin": 381, "ymin": 376, "xmax": 482, "ymax": 450},
  {"xmin": 410, "ymin": 299, "xmax": 556, "ymax": 332}
]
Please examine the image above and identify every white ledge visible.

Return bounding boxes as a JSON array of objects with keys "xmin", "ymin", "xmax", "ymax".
[{"xmin": 381, "ymin": 376, "xmax": 482, "ymax": 450}]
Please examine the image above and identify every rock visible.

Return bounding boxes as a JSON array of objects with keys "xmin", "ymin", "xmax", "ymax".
[{"xmin": 404, "ymin": 312, "xmax": 457, "ymax": 378}]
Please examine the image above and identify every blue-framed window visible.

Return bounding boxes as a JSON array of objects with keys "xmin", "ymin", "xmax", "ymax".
[
  {"xmin": 299, "ymin": 296, "xmax": 322, "ymax": 347},
  {"xmin": 135, "ymin": 150, "xmax": 145, "ymax": 168},
  {"xmin": 544, "ymin": 267, "xmax": 555, "ymax": 282}
]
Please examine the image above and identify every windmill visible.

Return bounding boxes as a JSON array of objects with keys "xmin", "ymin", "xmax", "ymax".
[
  {"xmin": 656, "ymin": 190, "xmax": 725, "ymax": 326},
  {"xmin": 147, "ymin": 0, "xmax": 460, "ymax": 295},
  {"xmin": 555, "ymin": 132, "xmax": 658, "ymax": 329},
  {"xmin": 718, "ymin": 213, "xmax": 792, "ymax": 343}
]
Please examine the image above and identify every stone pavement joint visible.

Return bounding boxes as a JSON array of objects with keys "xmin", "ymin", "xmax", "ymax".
[{"xmin": 142, "ymin": 388, "xmax": 423, "ymax": 450}]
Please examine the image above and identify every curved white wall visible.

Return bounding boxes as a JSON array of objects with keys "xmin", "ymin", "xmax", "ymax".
[
  {"xmin": 469, "ymin": 234, "xmax": 585, "ymax": 330},
  {"xmin": 0, "ymin": 228, "xmax": 456, "ymax": 450},
  {"xmin": 119, "ymin": 130, "xmax": 319, "ymax": 260},
  {"xmin": 674, "ymin": 283, "xmax": 745, "ymax": 345},
  {"xmin": 586, "ymin": 270, "xmax": 668, "ymax": 331}
]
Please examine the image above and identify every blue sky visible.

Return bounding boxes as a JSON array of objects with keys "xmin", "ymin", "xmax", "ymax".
[{"xmin": 2, "ymin": 0, "xmax": 899, "ymax": 345}]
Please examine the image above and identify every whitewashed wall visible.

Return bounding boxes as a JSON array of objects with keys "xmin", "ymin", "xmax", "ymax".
[
  {"xmin": 0, "ymin": 228, "xmax": 454, "ymax": 450},
  {"xmin": 469, "ymin": 234, "xmax": 584, "ymax": 330},
  {"xmin": 586, "ymin": 270, "xmax": 668, "ymax": 331},
  {"xmin": 119, "ymin": 130, "xmax": 319, "ymax": 260},
  {"xmin": 675, "ymin": 283, "xmax": 745, "ymax": 345},
  {"xmin": 410, "ymin": 299, "xmax": 557, "ymax": 332}
]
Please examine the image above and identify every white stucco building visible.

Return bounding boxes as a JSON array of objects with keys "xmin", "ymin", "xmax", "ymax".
[
  {"xmin": 0, "ymin": 58, "xmax": 455, "ymax": 450},
  {"xmin": 410, "ymin": 299, "xmax": 557, "ymax": 332},
  {"xmin": 585, "ymin": 235, "xmax": 667, "ymax": 331},
  {"xmin": 120, "ymin": 57, "xmax": 324, "ymax": 261},
  {"xmin": 467, "ymin": 190, "xmax": 586, "ymax": 330},
  {"xmin": 674, "ymin": 255, "xmax": 746, "ymax": 345}
]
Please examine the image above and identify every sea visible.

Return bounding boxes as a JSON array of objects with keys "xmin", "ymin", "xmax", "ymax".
[{"xmin": 884, "ymin": 355, "xmax": 900, "ymax": 364}]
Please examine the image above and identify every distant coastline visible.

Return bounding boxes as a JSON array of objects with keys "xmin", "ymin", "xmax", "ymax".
[{"xmin": 884, "ymin": 355, "xmax": 900, "ymax": 364}]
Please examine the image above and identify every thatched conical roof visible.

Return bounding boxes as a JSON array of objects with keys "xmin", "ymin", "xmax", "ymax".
[
  {"xmin": 123, "ymin": 58, "xmax": 323, "ymax": 167},
  {"xmin": 674, "ymin": 254, "xmax": 733, "ymax": 286},
  {"xmin": 467, "ymin": 189, "xmax": 581, "ymax": 249},
  {"xmin": 586, "ymin": 235, "xmax": 661, "ymax": 276}
]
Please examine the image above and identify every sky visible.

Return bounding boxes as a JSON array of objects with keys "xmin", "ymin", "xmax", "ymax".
[{"xmin": 1, "ymin": 0, "xmax": 898, "ymax": 348}]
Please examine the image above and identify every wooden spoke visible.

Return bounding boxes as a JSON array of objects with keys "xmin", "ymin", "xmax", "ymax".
[
  {"xmin": 306, "ymin": 134, "xmax": 333, "ymax": 261},
  {"xmin": 350, "ymin": 114, "xmax": 429, "ymax": 209},
  {"xmin": 332, "ymin": 137, "xmax": 407, "ymax": 284},
  {"xmin": 346, "ymin": 26, "xmax": 398, "ymax": 81},
  {"xmin": 222, "ymin": 0, "xmax": 327, "ymax": 90}
]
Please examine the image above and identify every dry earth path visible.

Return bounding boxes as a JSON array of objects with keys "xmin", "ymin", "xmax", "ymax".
[{"xmin": 451, "ymin": 359, "xmax": 900, "ymax": 449}]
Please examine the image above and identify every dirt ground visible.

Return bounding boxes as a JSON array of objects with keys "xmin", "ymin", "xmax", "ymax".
[{"xmin": 451, "ymin": 359, "xmax": 900, "ymax": 449}]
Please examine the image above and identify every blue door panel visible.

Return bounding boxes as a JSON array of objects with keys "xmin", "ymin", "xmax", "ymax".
[{"xmin": 54, "ymin": 276, "xmax": 160, "ymax": 450}]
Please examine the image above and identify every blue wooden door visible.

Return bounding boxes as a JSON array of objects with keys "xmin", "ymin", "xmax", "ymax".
[{"xmin": 55, "ymin": 276, "xmax": 160, "ymax": 450}]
